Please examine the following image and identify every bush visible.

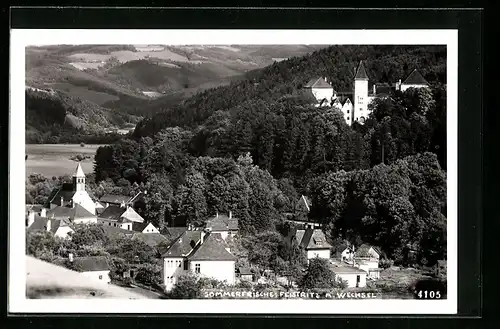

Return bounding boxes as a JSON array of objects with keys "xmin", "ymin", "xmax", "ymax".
[
  {"xmin": 166, "ymin": 274, "xmax": 202, "ymax": 299},
  {"xmin": 379, "ymin": 258, "xmax": 394, "ymax": 269},
  {"xmin": 80, "ymin": 142, "xmax": 85, "ymax": 147},
  {"xmin": 299, "ymin": 258, "xmax": 340, "ymax": 289}
]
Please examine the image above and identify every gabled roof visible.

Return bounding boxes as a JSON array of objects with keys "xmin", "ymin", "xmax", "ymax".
[
  {"xmin": 27, "ymin": 215, "xmax": 71, "ymax": 234},
  {"xmin": 304, "ymin": 77, "xmax": 333, "ymax": 89},
  {"xmin": 164, "ymin": 227, "xmax": 188, "ymax": 240},
  {"xmin": 356, "ymin": 244, "xmax": 381, "ymax": 257},
  {"xmin": 162, "ymin": 230, "xmax": 203, "ymax": 257},
  {"xmin": 354, "ymin": 61, "xmax": 369, "ymax": 80},
  {"xmin": 101, "ymin": 225, "xmax": 133, "ymax": 236},
  {"xmin": 331, "ymin": 266, "xmax": 366, "ymax": 275},
  {"xmin": 130, "ymin": 232, "xmax": 168, "ymax": 248},
  {"xmin": 295, "ymin": 195, "xmax": 312, "ymax": 213},
  {"xmin": 100, "ymin": 194, "xmax": 132, "ymax": 205},
  {"xmin": 297, "ymin": 228, "xmax": 332, "ymax": 250},
  {"xmin": 131, "ymin": 221, "xmax": 156, "ymax": 233},
  {"xmin": 402, "ymin": 69, "xmax": 428, "ymax": 85},
  {"xmin": 98, "ymin": 205, "xmax": 131, "ymax": 222},
  {"xmin": 73, "ymin": 163, "xmax": 85, "ymax": 177},
  {"xmin": 46, "ymin": 204, "xmax": 95, "ymax": 220},
  {"xmin": 72, "ymin": 256, "xmax": 110, "ymax": 272},
  {"xmin": 49, "ymin": 188, "xmax": 75, "ymax": 206},
  {"xmin": 188, "ymin": 233, "xmax": 236, "ymax": 261},
  {"xmin": 206, "ymin": 214, "xmax": 239, "ymax": 231}
]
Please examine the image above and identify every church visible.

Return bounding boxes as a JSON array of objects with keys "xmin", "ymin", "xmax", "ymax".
[
  {"xmin": 303, "ymin": 61, "xmax": 430, "ymax": 126},
  {"xmin": 47, "ymin": 163, "xmax": 102, "ymax": 217}
]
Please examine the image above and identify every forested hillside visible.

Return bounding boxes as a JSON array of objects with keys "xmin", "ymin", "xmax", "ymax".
[
  {"xmin": 133, "ymin": 45, "xmax": 446, "ymax": 137},
  {"xmin": 25, "ymin": 89, "xmax": 141, "ymax": 144}
]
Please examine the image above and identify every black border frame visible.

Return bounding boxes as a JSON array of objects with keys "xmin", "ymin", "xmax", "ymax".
[{"xmin": 6, "ymin": 6, "xmax": 485, "ymax": 328}]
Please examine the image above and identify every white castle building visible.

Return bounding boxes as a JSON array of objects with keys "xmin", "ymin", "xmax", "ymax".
[{"xmin": 303, "ymin": 61, "xmax": 430, "ymax": 126}]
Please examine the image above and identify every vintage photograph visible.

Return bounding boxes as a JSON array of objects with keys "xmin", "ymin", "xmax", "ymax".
[{"xmin": 10, "ymin": 29, "xmax": 456, "ymax": 314}]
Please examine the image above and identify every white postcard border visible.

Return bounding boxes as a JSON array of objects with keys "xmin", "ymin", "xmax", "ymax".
[{"xmin": 10, "ymin": 29, "xmax": 458, "ymax": 314}]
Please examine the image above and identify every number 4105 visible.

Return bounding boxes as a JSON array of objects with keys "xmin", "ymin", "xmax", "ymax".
[{"xmin": 415, "ymin": 290, "xmax": 442, "ymax": 299}]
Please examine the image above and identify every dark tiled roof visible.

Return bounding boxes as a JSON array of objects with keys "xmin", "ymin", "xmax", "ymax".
[
  {"xmin": 354, "ymin": 61, "xmax": 369, "ymax": 80},
  {"xmin": 298, "ymin": 228, "xmax": 332, "ymax": 250},
  {"xmin": 374, "ymin": 84, "xmax": 395, "ymax": 96},
  {"xmin": 304, "ymin": 77, "xmax": 332, "ymax": 89},
  {"xmin": 295, "ymin": 195, "xmax": 312, "ymax": 213},
  {"xmin": 132, "ymin": 222, "xmax": 157, "ymax": 233},
  {"xmin": 100, "ymin": 194, "xmax": 132, "ymax": 205},
  {"xmin": 331, "ymin": 266, "xmax": 366, "ymax": 275},
  {"xmin": 72, "ymin": 256, "xmax": 110, "ymax": 272},
  {"xmin": 188, "ymin": 233, "xmax": 236, "ymax": 261},
  {"xmin": 49, "ymin": 189, "xmax": 75, "ymax": 207},
  {"xmin": 164, "ymin": 227, "xmax": 188, "ymax": 240},
  {"xmin": 28, "ymin": 215, "xmax": 71, "ymax": 234},
  {"xmin": 402, "ymin": 69, "xmax": 428, "ymax": 85},
  {"xmin": 206, "ymin": 215, "xmax": 239, "ymax": 231},
  {"xmin": 356, "ymin": 244, "xmax": 381, "ymax": 257},
  {"xmin": 98, "ymin": 205, "xmax": 126, "ymax": 220},
  {"xmin": 46, "ymin": 204, "xmax": 95, "ymax": 220},
  {"xmin": 162, "ymin": 230, "xmax": 203, "ymax": 257},
  {"xmin": 130, "ymin": 232, "xmax": 168, "ymax": 248}
]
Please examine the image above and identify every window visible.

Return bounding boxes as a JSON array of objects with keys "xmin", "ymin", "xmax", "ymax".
[
  {"xmin": 99, "ymin": 275, "xmax": 103, "ymax": 280},
  {"xmin": 347, "ymin": 117, "xmax": 350, "ymax": 121},
  {"xmin": 183, "ymin": 261, "xmax": 188, "ymax": 270},
  {"xmin": 178, "ymin": 260, "xmax": 181, "ymax": 268},
  {"xmin": 195, "ymin": 264, "xmax": 201, "ymax": 274},
  {"xmin": 347, "ymin": 110, "xmax": 350, "ymax": 114}
]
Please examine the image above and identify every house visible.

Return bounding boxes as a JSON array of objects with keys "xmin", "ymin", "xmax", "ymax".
[
  {"xmin": 162, "ymin": 228, "xmax": 236, "ymax": 292},
  {"xmin": 303, "ymin": 77, "xmax": 336, "ymax": 104},
  {"xmin": 27, "ymin": 215, "xmax": 74, "ymax": 239},
  {"xmin": 97, "ymin": 205, "xmax": 144, "ymax": 230},
  {"xmin": 399, "ymin": 69, "xmax": 429, "ymax": 92},
  {"xmin": 205, "ymin": 211, "xmax": 239, "ymax": 241},
  {"xmin": 71, "ymin": 255, "xmax": 111, "ymax": 284},
  {"xmin": 295, "ymin": 228, "xmax": 332, "ymax": 261},
  {"xmin": 47, "ymin": 163, "xmax": 98, "ymax": 215},
  {"xmin": 341, "ymin": 244, "xmax": 382, "ymax": 279},
  {"xmin": 237, "ymin": 267, "xmax": 253, "ymax": 282},
  {"xmin": 131, "ymin": 222, "xmax": 160, "ymax": 234},
  {"xmin": 331, "ymin": 266, "xmax": 367, "ymax": 288},
  {"xmin": 45, "ymin": 203, "xmax": 97, "ymax": 224},
  {"xmin": 99, "ymin": 191, "xmax": 146, "ymax": 209}
]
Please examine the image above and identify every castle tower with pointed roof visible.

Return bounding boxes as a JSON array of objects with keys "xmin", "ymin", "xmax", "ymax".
[
  {"xmin": 73, "ymin": 163, "xmax": 86, "ymax": 192},
  {"xmin": 353, "ymin": 60, "xmax": 369, "ymax": 124}
]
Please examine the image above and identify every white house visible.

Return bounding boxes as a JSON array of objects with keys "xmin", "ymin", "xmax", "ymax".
[
  {"xmin": 98, "ymin": 204, "xmax": 144, "ymax": 231},
  {"xmin": 72, "ymin": 256, "xmax": 111, "ymax": 284},
  {"xmin": 331, "ymin": 266, "xmax": 367, "ymax": 288},
  {"xmin": 295, "ymin": 228, "xmax": 332, "ymax": 261},
  {"xmin": 399, "ymin": 69, "xmax": 429, "ymax": 92},
  {"xmin": 205, "ymin": 211, "xmax": 239, "ymax": 241},
  {"xmin": 341, "ymin": 244, "xmax": 382, "ymax": 279},
  {"xmin": 353, "ymin": 61, "xmax": 370, "ymax": 124},
  {"xmin": 27, "ymin": 214, "xmax": 74, "ymax": 239},
  {"xmin": 162, "ymin": 229, "xmax": 236, "ymax": 292},
  {"xmin": 45, "ymin": 203, "xmax": 97, "ymax": 225},
  {"xmin": 132, "ymin": 222, "xmax": 160, "ymax": 234},
  {"xmin": 303, "ymin": 77, "xmax": 336, "ymax": 104},
  {"xmin": 48, "ymin": 163, "xmax": 97, "ymax": 215}
]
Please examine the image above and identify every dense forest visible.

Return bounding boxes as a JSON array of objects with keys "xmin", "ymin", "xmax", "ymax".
[{"xmin": 29, "ymin": 45, "xmax": 448, "ymax": 270}]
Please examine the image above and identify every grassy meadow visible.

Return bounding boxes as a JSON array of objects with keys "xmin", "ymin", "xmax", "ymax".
[{"xmin": 25, "ymin": 144, "xmax": 105, "ymax": 178}]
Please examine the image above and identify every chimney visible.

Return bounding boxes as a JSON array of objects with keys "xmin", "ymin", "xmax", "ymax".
[
  {"xmin": 373, "ymin": 84, "xmax": 376, "ymax": 95},
  {"xmin": 201, "ymin": 232, "xmax": 204, "ymax": 244},
  {"xmin": 60, "ymin": 196, "xmax": 64, "ymax": 206},
  {"xmin": 46, "ymin": 219, "xmax": 51, "ymax": 232},
  {"xmin": 68, "ymin": 253, "xmax": 74, "ymax": 262},
  {"xmin": 229, "ymin": 211, "xmax": 232, "ymax": 219},
  {"xmin": 27, "ymin": 212, "xmax": 35, "ymax": 227},
  {"xmin": 40, "ymin": 208, "xmax": 47, "ymax": 218},
  {"xmin": 216, "ymin": 211, "xmax": 218, "ymax": 218}
]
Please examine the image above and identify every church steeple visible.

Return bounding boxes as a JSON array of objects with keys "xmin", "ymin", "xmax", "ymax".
[{"xmin": 73, "ymin": 163, "xmax": 86, "ymax": 192}]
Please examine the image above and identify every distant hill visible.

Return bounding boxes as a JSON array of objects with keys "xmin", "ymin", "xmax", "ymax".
[
  {"xmin": 25, "ymin": 88, "xmax": 141, "ymax": 143},
  {"xmin": 26, "ymin": 44, "xmax": 325, "ymax": 117}
]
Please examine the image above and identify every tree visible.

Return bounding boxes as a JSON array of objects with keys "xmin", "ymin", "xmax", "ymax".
[
  {"xmin": 69, "ymin": 224, "xmax": 109, "ymax": 248},
  {"xmin": 299, "ymin": 258, "xmax": 339, "ymax": 289},
  {"xmin": 167, "ymin": 274, "xmax": 202, "ymax": 299},
  {"xmin": 135, "ymin": 263, "xmax": 162, "ymax": 287}
]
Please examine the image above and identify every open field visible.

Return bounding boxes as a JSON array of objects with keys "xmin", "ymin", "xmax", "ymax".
[
  {"xmin": 26, "ymin": 144, "xmax": 105, "ymax": 178},
  {"xmin": 50, "ymin": 83, "xmax": 120, "ymax": 105}
]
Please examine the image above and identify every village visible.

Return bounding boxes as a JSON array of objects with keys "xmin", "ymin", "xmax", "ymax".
[{"xmin": 26, "ymin": 162, "xmax": 445, "ymax": 298}]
